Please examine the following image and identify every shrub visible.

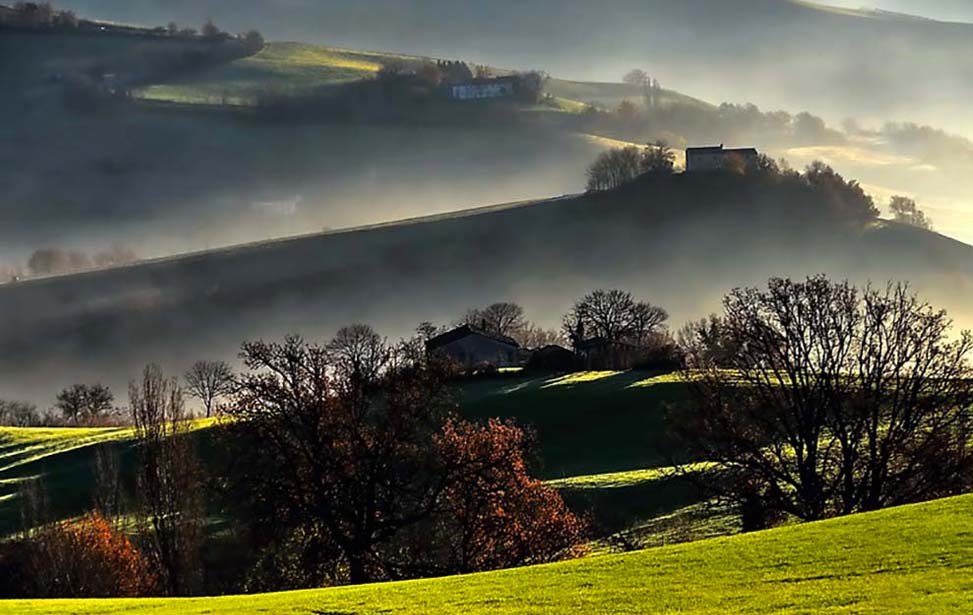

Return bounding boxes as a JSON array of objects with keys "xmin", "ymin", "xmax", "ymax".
[{"xmin": 0, "ymin": 513, "xmax": 157, "ymax": 598}]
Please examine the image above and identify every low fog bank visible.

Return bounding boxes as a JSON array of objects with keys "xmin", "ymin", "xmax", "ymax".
[
  {"xmin": 0, "ymin": 106, "xmax": 598, "ymax": 264},
  {"xmin": 3, "ymin": 174, "xmax": 973, "ymax": 407}
]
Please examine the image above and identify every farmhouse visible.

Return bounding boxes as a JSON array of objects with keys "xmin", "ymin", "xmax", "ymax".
[
  {"xmin": 685, "ymin": 144, "xmax": 759, "ymax": 172},
  {"xmin": 526, "ymin": 345, "xmax": 578, "ymax": 372},
  {"xmin": 448, "ymin": 77, "xmax": 516, "ymax": 101},
  {"xmin": 425, "ymin": 324, "xmax": 521, "ymax": 369}
]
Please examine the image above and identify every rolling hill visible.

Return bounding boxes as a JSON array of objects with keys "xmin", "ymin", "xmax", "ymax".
[
  {"xmin": 0, "ymin": 372, "xmax": 703, "ymax": 541},
  {"xmin": 7, "ymin": 492, "xmax": 973, "ymax": 614},
  {"xmin": 53, "ymin": 0, "xmax": 973, "ymax": 134},
  {"xmin": 3, "ymin": 172, "xmax": 973, "ymax": 407}
]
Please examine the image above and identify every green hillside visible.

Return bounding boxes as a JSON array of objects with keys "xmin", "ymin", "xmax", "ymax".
[
  {"xmin": 0, "ymin": 374, "xmax": 704, "ymax": 542},
  {"xmin": 460, "ymin": 371, "xmax": 692, "ymax": 478},
  {"xmin": 136, "ymin": 42, "xmax": 413, "ymax": 105},
  {"xmin": 0, "ymin": 421, "xmax": 215, "ymax": 537},
  {"xmin": 8, "ymin": 493, "xmax": 972, "ymax": 614}
]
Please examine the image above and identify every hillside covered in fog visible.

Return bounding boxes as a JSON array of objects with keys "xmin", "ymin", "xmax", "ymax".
[{"xmin": 2, "ymin": 169, "xmax": 973, "ymax": 405}]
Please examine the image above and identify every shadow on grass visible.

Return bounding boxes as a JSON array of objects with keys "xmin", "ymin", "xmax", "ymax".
[{"xmin": 458, "ymin": 370, "xmax": 694, "ymax": 479}]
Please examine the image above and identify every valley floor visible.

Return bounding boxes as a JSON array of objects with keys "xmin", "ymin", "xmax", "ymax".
[{"xmin": 7, "ymin": 494, "xmax": 973, "ymax": 614}]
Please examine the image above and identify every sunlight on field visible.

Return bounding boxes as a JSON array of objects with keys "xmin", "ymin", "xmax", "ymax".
[
  {"xmin": 0, "ymin": 419, "xmax": 216, "ymax": 479},
  {"xmin": 134, "ymin": 42, "xmax": 411, "ymax": 105},
  {"xmin": 547, "ymin": 462, "xmax": 716, "ymax": 489},
  {"xmin": 541, "ymin": 371, "xmax": 621, "ymax": 387},
  {"xmin": 9, "ymin": 494, "xmax": 973, "ymax": 614},
  {"xmin": 626, "ymin": 371, "xmax": 687, "ymax": 388}
]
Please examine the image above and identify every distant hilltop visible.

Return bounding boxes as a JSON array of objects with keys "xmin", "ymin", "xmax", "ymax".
[{"xmin": 0, "ymin": 2, "xmax": 258, "ymax": 43}]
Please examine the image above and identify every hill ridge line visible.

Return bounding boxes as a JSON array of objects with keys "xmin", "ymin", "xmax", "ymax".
[{"xmin": 0, "ymin": 193, "xmax": 581, "ymax": 290}]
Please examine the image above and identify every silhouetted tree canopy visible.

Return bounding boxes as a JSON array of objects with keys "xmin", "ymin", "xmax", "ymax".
[
  {"xmin": 889, "ymin": 195, "xmax": 933, "ymax": 230},
  {"xmin": 55, "ymin": 384, "xmax": 114, "ymax": 425},
  {"xmin": 674, "ymin": 276, "xmax": 973, "ymax": 528},
  {"xmin": 224, "ymin": 335, "xmax": 585, "ymax": 589},
  {"xmin": 564, "ymin": 289, "xmax": 668, "ymax": 346}
]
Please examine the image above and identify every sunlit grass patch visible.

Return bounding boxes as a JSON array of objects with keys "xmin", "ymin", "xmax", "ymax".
[
  {"xmin": 626, "ymin": 371, "xmax": 687, "ymax": 388},
  {"xmin": 133, "ymin": 42, "xmax": 413, "ymax": 105},
  {"xmin": 541, "ymin": 371, "xmax": 622, "ymax": 387},
  {"xmin": 547, "ymin": 462, "xmax": 716, "ymax": 490}
]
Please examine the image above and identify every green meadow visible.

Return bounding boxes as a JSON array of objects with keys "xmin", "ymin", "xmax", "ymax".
[
  {"xmin": 8, "ymin": 493, "xmax": 972, "ymax": 614},
  {"xmin": 0, "ymin": 373, "xmax": 700, "ymax": 542},
  {"xmin": 0, "ymin": 421, "xmax": 215, "ymax": 537},
  {"xmin": 136, "ymin": 42, "xmax": 412, "ymax": 104}
]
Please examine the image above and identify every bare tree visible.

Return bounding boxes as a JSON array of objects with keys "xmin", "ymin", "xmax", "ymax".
[
  {"xmin": 93, "ymin": 446, "xmax": 124, "ymax": 524},
  {"xmin": 564, "ymin": 289, "xmax": 668, "ymax": 347},
  {"xmin": 55, "ymin": 384, "xmax": 114, "ymax": 425},
  {"xmin": 519, "ymin": 324, "xmax": 568, "ymax": 349},
  {"xmin": 461, "ymin": 302, "xmax": 527, "ymax": 340},
  {"xmin": 130, "ymin": 365, "xmax": 203, "ymax": 596},
  {"xmin": 640, "ymin": 140, "xmax": 675, "ymax": 175},
  {"xmin": 674, "ymin": 276, "xmax": 973, "ymax": 527},
  {"xmin": 184, "ymin": 360, "xmax": 234, "ymax": 418},
  {"xmin": 0, "ymin": 400, "xmax": 42, "ymax": 427},
  {"xmin": 622, "ymin": 69, "xmax": 649, "ymax": 86},
  {"xmin": 889, "ymin": 195, "xmax": 933, "ymax": 230},
  {"xmin": 586, "ymin": 146, "xmax": 643, "ymax": 192},
  {"xmin": 326, "ymin": 324, "xmax": 390, "ymax": 387}
]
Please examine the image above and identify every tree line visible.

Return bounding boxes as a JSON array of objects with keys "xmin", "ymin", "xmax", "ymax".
[{"xmin": 585, "ymin": 147, "xmax": 934, "ymax": 231}]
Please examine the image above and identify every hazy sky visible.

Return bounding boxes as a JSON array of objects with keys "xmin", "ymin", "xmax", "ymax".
[{"xmin": 820, "ymin": 0, "xmax": 973, "ymax": 22}]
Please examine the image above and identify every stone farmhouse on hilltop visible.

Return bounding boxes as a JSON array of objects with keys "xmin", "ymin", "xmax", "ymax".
[{"xmin": 685, "ymin": 144, "xmax": 759, "ymax": 173}]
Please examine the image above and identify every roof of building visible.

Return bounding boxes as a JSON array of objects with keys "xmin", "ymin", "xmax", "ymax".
[
  {"xmin": 532, "ymin": 344, "xmax": 574, "ymax": 355},
  {"xmin": 686, "ymin": 144, "xmax": 758, "ymax": 155},
  {"xmin": 426, "ymin": 324, "xmax": 520, "ymax": 350}
]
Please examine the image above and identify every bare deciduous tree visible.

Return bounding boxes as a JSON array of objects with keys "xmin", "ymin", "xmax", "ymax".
[
  {"xmin": 184, "ymin": 360, "xmax": 235, "ymax": 418},
  {"xmin": 55, "ymin": 384, "xmax": 114, "ymax": 425},
  {"xmin": 461, "ymin": 302, "xmax": 527, "ymax": 340},
  {"xmin": 564, "ymin": 289, "xmax": 668, "ymax": 347},
  {"xmin": 674, "ymin": 276, "xmax": 973, "ymax": 527},
  {"xmin": 325, "ymin": 324, "xmax": 390, "ymax": 387},
  {"xmin": 586, "ymin": 146, "xmax": 643, "ymax": 192},
  {"xmin": 622, "ymin": 69, "xmax": 649, "ymax": 86},
  {"xmin": 889, "ymin": 195, "xmax": 933, "ymax": 230},
  {"xmin": 130, "ymin": 365, "xmax": 203, "ymax": 596},
  {"xmin": 93, "ymin": 446, "xmax": 123, "ymax": 523},
  {"xmin": 0, "ymin": 400, "xmax": 42, "ymax": 427},
  {"xmin": 639, "ymin": 140, "xmax": 676, "ymax": 175}
]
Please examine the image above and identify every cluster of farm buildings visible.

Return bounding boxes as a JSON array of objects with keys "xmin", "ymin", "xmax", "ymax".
[{"xmin": 425, "ymin": 324, "xmax": 664, "ymax": 373}]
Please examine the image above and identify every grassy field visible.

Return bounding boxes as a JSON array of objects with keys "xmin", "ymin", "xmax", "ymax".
[
  {"xmin": 133, "ymin": 41, "xmax": 706, "ymax": 113},
  {"xmin": 0, "ymin": 421, "xmax": 215, "ymax": 537},
  {"xmin": 7, "ymin": 493, "xmax": 972, "ymax": 614},
  {"xmin": 135, "ymin": 42, "xmax": 417, "ymax": 104},
  {"xmin": 0, "ymin": 373, "xmax": 697, "ymax": 539},
  {"xmin": 459, "ymin": 371, "xmax": 693, "ymax": 479}
]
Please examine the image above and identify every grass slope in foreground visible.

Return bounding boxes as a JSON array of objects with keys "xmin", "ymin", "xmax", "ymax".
[{"xmin": 9, "ymin": 494, "xmax": 973, "ymax": 614}]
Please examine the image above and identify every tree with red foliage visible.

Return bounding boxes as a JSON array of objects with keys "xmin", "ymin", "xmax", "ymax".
[
  {"xmin": 434, "ymin": 418, "xmax": 587, "ymax": 573},
  {"xmin": 0, "ymin": 513, "xmax": 157, "ymax": 598},
  {"xmin": 224, "ymin": 334, "xmax": 586, "ymax": 590}
]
